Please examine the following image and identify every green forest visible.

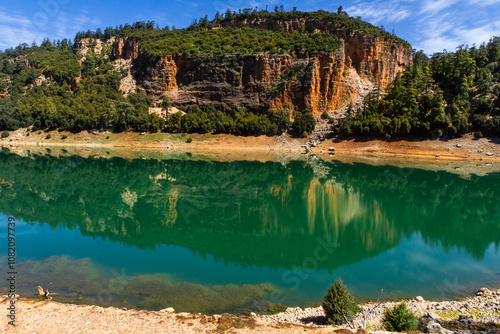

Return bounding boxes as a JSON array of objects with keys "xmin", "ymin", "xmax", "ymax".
[
  {"xmin": 336, "ymin": 38, "xmax": 500, "ymax": 138},
  {"xmin": 0, "ymin": 39, "xmax": 165, "ymax": 133}
]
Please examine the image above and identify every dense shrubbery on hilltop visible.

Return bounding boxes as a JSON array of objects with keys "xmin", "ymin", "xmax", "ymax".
[
  {"xmin": 218, "ymin": 8, "xmax": 407, "ymax": 44},
  {"xmin": 336, "ymin": 37, "xmax": 500, "ymax": 138},
  {"xmin": 74, "ymin": 8, "xmax": 407, "ymax": 56},
  {"xmin": 129, "ymin": 27, "xmax": 341, "ymax": 57}
]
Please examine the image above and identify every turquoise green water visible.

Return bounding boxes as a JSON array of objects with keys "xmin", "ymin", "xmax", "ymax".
[{"xmin": 0, "ymin": 149, "xmax": 499, "ymax": 314}]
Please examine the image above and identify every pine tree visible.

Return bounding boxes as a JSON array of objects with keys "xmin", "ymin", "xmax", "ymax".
[{"xmin": 322, "ymin": 278, "xmax": 361, "ymax": 325}]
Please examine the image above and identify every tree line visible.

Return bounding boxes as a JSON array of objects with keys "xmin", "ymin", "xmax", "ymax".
[{"xmin": 164, "ymin": 102, "xmax": 315, "ymax": 136}]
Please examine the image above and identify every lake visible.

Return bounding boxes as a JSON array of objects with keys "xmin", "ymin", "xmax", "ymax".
[{"xmin": 0, "ymin": 148, "xmax": 499, "ymax": 314}]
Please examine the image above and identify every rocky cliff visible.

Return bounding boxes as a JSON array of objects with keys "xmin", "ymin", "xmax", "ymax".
[
  {"xmin": 103, "ymin": 20, "xmax": 412, "ymax": 116},
  {"xmin": 220, "ymin": 17, "xmax": 412, "ymax": 89}
]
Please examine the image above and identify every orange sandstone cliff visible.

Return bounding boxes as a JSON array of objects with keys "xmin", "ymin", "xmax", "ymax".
[{"xmin": 98, "ymin": 19, "xmax": 412, "ymax": 116}]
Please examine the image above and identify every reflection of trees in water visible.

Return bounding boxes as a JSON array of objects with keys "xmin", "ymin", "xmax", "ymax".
[
  {"xmin": 0, "ymin": 152, "xmax": 498, "ymax": 268},
  {"xmin": 305, "ymin": 180, "xmax": 366, "ymax": 235},
  {"xmin": 330, "ymin": 164, "xmax": 500, "ymax": 259}
]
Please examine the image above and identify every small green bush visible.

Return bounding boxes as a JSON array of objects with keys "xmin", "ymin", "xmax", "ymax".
[
  {"xmin": 292, "ymin": 111, "xmax": 316, "ymax": 137},
  {"xmin": 382, "ymin": 302, "xmax": 418, "ymax": 332},
  {"xmin": 321, "ymin": 111, "xmax": 329, "ymax": 120},
  {"xmin": 322, "ymin": 278, "xmax": 361, "ymax": 325},
  {"xmin": 267, "ymin": 303, "xmax": 288, "ymax": 314},
  {"xmin": 45, "ymin": 133, "xmax": 51, "ymax": 139},
  {"xmin": 186, "ymin": 137, "xmax": 193, "ymax": 143},
  {"xmin": 1, "ymin": 131, "xmax": 9, "ymax": 138},
  {"xmin": 61, "ymin": 135, "xmax": 68, "ymax": 140}
]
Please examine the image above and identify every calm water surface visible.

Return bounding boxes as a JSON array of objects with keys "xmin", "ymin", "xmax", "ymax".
[{"xmin": 0, "ymin": 149, "xmax": 499, "ymax": 314}]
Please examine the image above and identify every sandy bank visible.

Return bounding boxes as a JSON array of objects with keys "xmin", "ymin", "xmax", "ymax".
[
  {"xmin": 1, "ymin": 129, "xmax": 500, "ymax": 163},
  {"xmin": 2, "ymin": 288, "xmax": 499, "ymax": 334}
]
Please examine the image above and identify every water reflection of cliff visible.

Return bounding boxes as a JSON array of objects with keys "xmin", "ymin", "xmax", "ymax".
[{"xmin": 0, "ymin": 151, "xmax": 498, "ymax": 269}]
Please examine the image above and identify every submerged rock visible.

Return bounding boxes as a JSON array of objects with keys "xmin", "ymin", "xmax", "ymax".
[{"xmin": 159, "ymin": 307, "xmax": 175, "ymax": 313}]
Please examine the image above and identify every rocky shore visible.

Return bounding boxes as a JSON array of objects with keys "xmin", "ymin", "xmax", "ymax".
[
  {"xmin": 262, "ymin": 287, "xmax": 500, "ymax": 333},
  {"xmin": 3, "ymin": 288, "xmax": 499, "ymax": 333}
]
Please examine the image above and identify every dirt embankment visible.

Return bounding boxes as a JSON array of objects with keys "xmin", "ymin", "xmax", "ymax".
[
  {"xmin": 2, "ymin": 288, "xmax": 499, "ymax": 334},
  {"xmin": 1, "ymin": 129, "xmax": 500, "ymax": 163}
]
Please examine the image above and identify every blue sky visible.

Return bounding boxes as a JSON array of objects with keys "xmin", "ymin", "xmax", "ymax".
[{"xmin": 0, "ymin": 0, "xmax": 499, "ymax": 54}]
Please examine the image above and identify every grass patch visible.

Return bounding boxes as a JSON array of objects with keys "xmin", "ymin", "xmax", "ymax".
[
  {"xmin": 434, "ymin": 309, "xmax": 500, "ymax": 321},
  {"xmin": 196, "ymin": 133, "xmax": 213, "ymax": 141},
  {"xmin": 127, "ymin": 274, "xmax": 273, "ymax": 314}
]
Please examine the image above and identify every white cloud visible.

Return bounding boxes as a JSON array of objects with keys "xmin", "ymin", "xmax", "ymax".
[
  {"xmin": 413, "ymin": 0, "xmax": 500, "ymax": 53},
  {"xmin": 0, "ymin": 10, "xmax": 45, "ymax": 49},
  {"xmin": 346, "ymin": 1, "xmax": 411, "ymax": 24},
  {"xmin": 413, "ymin": 12, "xmax": 458, "ymax": 52},
  {"xmin": 0, "ymin": 11, "xmax": 31, "ymax": 25},
  {"xmin": 54, "ymin": 12, "xmax": 101, "ymax": 37},
  {"xmin": 420, "ymin": 0, "xmax": 459, "ymax": 15},
  {"xmin": 453, "ymin": 21, "xmax": 500, "ymax": 46},
  {"xmin": 342, "ymin": 0, "xmax": 498, "ymax": 54},
  {"xmin": 414, "ymin": 35, "xmax": 462, "ymax": 54},
  {"xmin": 0, "ymin": 7, "xmax": 102, "ymax": 49},
  {"xmin": 468, "ymin": 0, "xmax": 500, "ymax": 6},
  {"xmin": 0, "ymin": 26, "xmax": 42, "ymax": 49},
  {"xmin": 414, "ymin": 18, "xmax": 500, "ymax": 54}
]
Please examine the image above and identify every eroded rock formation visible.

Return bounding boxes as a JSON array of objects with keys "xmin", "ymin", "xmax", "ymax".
[{"xmin": 102, "ymin": 20, "xmax": 412, "ymax": 116}]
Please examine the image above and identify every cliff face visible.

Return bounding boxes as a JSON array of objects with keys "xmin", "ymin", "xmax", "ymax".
[
  {"xmin": 106, "ymin": 22, "xmax": 412, "ymax": 116},
  {"xmin": 343, "ymin": 32, "xmax": 412, "ymax": 89},
  {"xmin": 110, "ymin": 37, "xmax": 140, "ymax": 60}
]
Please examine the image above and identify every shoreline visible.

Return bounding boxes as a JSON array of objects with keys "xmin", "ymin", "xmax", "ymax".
[
  {"xmin": 0, "ymin": 129, "xmax": 500, "ymax": 162},
  {"xmin": 3, "ymin": 288, "xmax": 499, "ymax": 333},
  {"xmin": 1, "ymin": 129, "xmax": 499, "ymax": 163},
  {"xmin": 2, "ymin": 130, "xmax": 500, "ymax": 178}
]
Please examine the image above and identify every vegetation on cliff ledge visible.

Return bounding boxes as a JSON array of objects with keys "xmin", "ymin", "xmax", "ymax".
[
  {"xmin": 129, "ymin": 27, "xmax": 341, "ymax": 57},
  {"xmin": 0, "ymin": 39, "xmax": 311, "ymax": 136},
  {"xmin": 74, "ymin": 8, "xmax": 407, "ymax": 56}
]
